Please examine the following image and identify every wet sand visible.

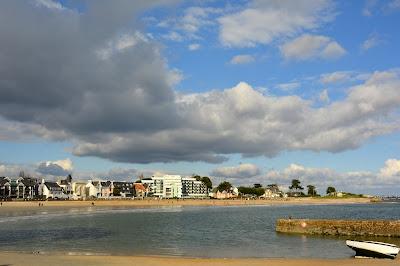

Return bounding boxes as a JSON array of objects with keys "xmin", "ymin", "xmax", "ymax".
[
  {"xmin": 0, "ymin": 252, "xmax": 399, "ymax": 266},
  {"xmin": 0, "ymin": 197, "xmax": 373, "ymax": 209}
]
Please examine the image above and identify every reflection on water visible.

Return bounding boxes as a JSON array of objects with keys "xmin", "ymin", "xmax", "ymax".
[{"xmin": 0, "ymin": 203, "xmax": 399, "ymax": 258}]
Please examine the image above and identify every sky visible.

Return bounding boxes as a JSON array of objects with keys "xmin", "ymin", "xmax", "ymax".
[{"xmin": 0, "ymin": 0, "xmax": 400, "ymax": 195}]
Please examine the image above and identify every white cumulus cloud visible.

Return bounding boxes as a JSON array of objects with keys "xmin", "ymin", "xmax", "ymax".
[
  {"xmin": 72, "ymin": 70, "xmax": 400, "ymax": 163},
  {"xmin": 378, "ymin": 159, "xmax": 400, "ymax": 182},
  {"xmin": 36, "ymin": 158, "xmax": 73, "ymax": 176},
  {"xmin": 211, "ymin": 163, "xmax": 261, "ymax": 179},
  {"xmin": 218, "ymin": 0, "xmax": 335, "ymax": 47},
  {"xmin": 280, "ymin": 34, "xmax": 346, "ymax": 61}
]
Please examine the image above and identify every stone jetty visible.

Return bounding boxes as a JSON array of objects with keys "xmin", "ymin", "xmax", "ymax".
[{"xmin": 276, "ymin": 219, "xmax": 400, "ymax": 237}]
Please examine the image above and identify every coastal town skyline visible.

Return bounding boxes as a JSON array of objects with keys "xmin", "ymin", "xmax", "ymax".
[{"xmin": 1, "ymin": 0, "xmax": 400, "ymax": 195}]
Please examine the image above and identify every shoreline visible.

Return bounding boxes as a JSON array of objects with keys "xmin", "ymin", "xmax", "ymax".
[
  {"xmin": 0, "ymin": 252, "xmax": 399, "ymax": 266},
  {"xmin": 0, "ymin": 197, "xmax": 374, "ymax": 209}
]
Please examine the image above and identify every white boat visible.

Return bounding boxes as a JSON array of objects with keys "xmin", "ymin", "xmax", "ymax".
[{"xmin": 346, "ymin": 240, "xmax": 400, "ymax": 259}]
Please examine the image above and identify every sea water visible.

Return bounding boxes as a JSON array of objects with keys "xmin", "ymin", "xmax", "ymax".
[{"xmin": 0, "ymin": 203, "xmax": 399, "ymax": 258}]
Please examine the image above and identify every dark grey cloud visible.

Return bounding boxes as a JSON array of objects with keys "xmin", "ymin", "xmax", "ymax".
[
  {"xmin": 36, "ymin": 162, "xmax": 71, "ymax": 176},
  {"xmin": 0, "ymin": 0, "xmax": 179, "ymax": 137}
]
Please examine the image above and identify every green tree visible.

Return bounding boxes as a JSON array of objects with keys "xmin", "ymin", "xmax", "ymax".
[
  {"xmin": 201, "ymin": 176, "xmax": 212, "ymax": 189},
  {"xmin": 238, "ymin": 186, "xmax": 253, "ymax": 195},
  {"xmin": 307, "ymin": 185, "xmax": 317, "ymax": 196},
  {"xmin": 217, "ymin": 181, "xmax": 232, "ymax": 192},
  {"xmin": 289, "ymin": 179, "xmax": 303, "ymax": 191},
  {"xmin": 326, "ymin": 186, "xmax": 336, "ymax": 195},
  {"xmin": 113, "ymin": 188, "xmax": 121, "ymax": 196},
  {"xmin": 238, "ymin": 186, "xmax": 265, "ymax": 197},
  {"xmin": 192, "ymin": 175, "xmax": 212, "ymax": 189},
  {"xmin": 253, "ymin": 183, "xmax": 262, "ymax": 188},
  {"xmin": 254, "ymin": 187, "xmax": 265, "ymax": 197}
]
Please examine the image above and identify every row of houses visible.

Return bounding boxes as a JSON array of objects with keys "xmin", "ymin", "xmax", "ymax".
[
  {"xmin": 1, "ymin": 175, "xmax": 286, "ymax": 200},
  {"xmin": 209, "ymin": 184, "xmax": 285, "ymax": 199},
  {"xmin": 0, "ymin": 177, "xmax": 38, "ymax": 199},
  {"xmin": 0, "ymin": 175, "xmax": 210, "ymax": 200}
]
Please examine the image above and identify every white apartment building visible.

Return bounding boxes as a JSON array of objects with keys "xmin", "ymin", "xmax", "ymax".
[
  {"xmin": 182, "ymin": 177, "xmax": 208, "ymax": 198},
  {"xmin": 152, "ymin": 175, "xmax": 182, "ymax": 198}
]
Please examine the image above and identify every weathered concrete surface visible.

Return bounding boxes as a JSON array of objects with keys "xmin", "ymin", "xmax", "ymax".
[{"xmin": 276, "ymin": 219, "xmax": 400, "ymax": 237}]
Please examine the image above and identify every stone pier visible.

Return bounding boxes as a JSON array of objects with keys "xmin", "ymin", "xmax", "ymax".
[{"xmin": 276, "ymin": 219, "xmax": 400, "ymax": 237}]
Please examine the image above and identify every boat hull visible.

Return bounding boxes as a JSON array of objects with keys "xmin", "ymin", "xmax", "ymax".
[{"xmin": 346, "ymin": 240, "xmax": 399, "ymax": 259}]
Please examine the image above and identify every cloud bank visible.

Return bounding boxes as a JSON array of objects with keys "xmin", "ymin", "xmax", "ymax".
[
  {"xmin": 0, "ymin": 1, "xmax": 400, "ymax": 165},
  {"xmin": 210, "ymin": 159, "xmax": 400, "ymax": 194}
]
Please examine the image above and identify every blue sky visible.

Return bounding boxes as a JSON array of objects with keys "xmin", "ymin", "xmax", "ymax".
[{"xmin": 0, "ymin": 0, "xmax": 400, "ymax": 194}]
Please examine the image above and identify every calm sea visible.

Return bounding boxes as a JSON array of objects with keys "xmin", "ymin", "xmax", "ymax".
[{"xmin": 0, "ymin": 203, "xmax": 400, "ymax": 258}]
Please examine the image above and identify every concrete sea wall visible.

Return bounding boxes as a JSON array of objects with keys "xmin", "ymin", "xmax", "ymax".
[{"xmin": 276, "ymin": 219, "xmax": 400, "ymax": 237}]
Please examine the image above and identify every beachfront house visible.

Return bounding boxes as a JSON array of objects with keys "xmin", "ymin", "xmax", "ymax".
[
  {"xmin": 57, "ymin": 175, "xmax": 73, "ymax": 198},
  {"xmin": 86, "ymin": 180, "xmax": 112, "ymax": 198},
  {"xmin": 0, "ymin": 177, "xmax": 37, "ymax": 199},
  {"xmin": 210, "ymin": 186, "xmax": 239, "ymax": 199},
  {"xmin": 0, "ymin": 177, "xmax": 10, "ymax": 198},
  {"xmin": 7, "ymin": 178, "xmax": 18, "ymax": 198},
  {"xmin": 71, "ymin": 182, "xmax": 88, "ymax": 199},
  {"xmin": 133, "ymin": 183, "xmax": 146, "ymax": 198},
  {"xmin": 260, "ymin": 184, "xmax": 284, "ymax": 199},
  {"xmin": 85, "ymin": 181, "xmax": 99, "ymax": 198},
  {"xmin": 17, "ymin": 177, "xmax": 38, "ymax": 199},
  {"xmin": 41, "ymin": 180, "xmax": 68, "ymax": 199}
]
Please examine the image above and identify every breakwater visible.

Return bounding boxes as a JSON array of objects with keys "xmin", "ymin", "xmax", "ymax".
[{"xmin": 276, "ymin": 219, "xmax": 400, "ymax": 237}]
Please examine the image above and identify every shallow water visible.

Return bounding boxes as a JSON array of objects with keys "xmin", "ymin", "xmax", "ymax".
[{"xmin": 0, "ymin": 203, "xmax": 399, "ymax": 258}]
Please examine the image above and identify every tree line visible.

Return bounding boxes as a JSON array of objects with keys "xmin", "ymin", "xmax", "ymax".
[{"xmin": 289, "ymin": 178, "xmax": 336, "ymax": 196}]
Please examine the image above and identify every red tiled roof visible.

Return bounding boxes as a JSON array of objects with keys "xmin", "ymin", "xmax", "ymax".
[{"xmin": 134, "ymin": 183, "xmax": 145, "ymax": 191}]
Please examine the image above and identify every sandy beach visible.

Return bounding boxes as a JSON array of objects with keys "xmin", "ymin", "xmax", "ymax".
[
  {"xmin": 0, "ymin": 197, "xmax": 373, "ymax": 209},
  {"xmin": 0, "ymin": 252, "xmax": 399, "ymax": 266}
]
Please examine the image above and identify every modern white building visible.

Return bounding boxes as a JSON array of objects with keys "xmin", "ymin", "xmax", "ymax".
[
  {"xmin": 152, "ymin": 175, "xmax": 182, "ymax": 198},
  {"xmin": 182, "ymin": 177, "xmax": 208, "ymax": 198}
]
